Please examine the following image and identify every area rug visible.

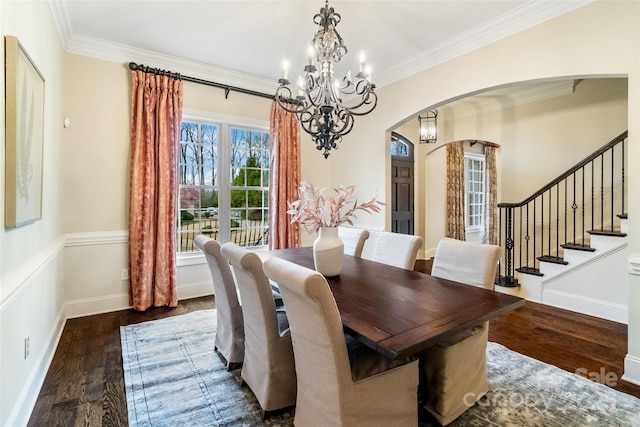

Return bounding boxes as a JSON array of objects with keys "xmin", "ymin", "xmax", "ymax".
[{"xmin": 121, "ymin": 309, "xmax": 640, "ymax": 426}]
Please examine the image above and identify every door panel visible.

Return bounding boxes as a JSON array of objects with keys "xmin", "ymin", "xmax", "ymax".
[{"xmin": 391, "ymin": 159, "xmax": 414, "ymax": 234}]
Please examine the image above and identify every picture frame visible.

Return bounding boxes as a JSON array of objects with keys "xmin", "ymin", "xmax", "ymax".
[{"xmin": 5, "ymin": 35, "xmax": 45, "ymax": 228}]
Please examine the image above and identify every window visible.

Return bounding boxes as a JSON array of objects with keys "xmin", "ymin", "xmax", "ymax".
[
  {"xmin": 178, "ymin": 119, "xmax": 270, "ymax": 253},
  {"xmin": 391, "ymin": 136, "xmax": 409, "ymax": 156},
  {"xmin": 464, "ymin": 153, "xmax": 485, "ymax": 231}
]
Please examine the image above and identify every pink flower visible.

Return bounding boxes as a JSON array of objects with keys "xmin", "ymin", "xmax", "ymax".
[{"xmin": 287, "ymin": 179, "xmax": 385, "ymax": 234}]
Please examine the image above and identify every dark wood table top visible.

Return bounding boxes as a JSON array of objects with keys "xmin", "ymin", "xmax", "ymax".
[{"xmin": 260, "ymin": 246, "xmax": 525, "ymax": 360}]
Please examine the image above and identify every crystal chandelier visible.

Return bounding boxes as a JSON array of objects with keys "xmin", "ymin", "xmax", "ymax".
[{"xmin": 275, "ymin": 0, "xmax": 377, "ymax": 158}]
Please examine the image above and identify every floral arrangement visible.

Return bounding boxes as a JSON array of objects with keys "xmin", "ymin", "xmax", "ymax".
[{"xmin": 287, "ymin": 179, "xmax": 385, "ymax": 234}]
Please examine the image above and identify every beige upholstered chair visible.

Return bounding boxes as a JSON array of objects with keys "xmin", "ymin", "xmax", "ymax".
[
  {"xmin": 263, "ymin": 256, "xmax": 419, "ymax": 427},
  {"xmin": 193, "ymin": 235, "xmax": 244, "ymax": 370},
  {"xmin": 371, "ymin": 231, "xmax": 423, "ymax": 270},
  {"xmin": 220, "ymin": 243, "xmax": 296, "ymax": 418},
  {"xmin": 421, "ymin": 237, "xmax": 501, "ymax": 425},
  {"xmin": 337, "ymin": 226, "xmax": 370, "ymax": 258},
  {"xmin": 430, "ymin": 237, "xmax": 500, "ymax": 291}
]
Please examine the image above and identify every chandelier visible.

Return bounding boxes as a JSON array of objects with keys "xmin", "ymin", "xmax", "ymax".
[{"xmin": 275, "ymin": 0, "xmax": 377, "ymax": 158}]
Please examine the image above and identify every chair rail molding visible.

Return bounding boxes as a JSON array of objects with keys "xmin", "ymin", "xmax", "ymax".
[
  {"xmin": 0, "ymin": 235, "xmax": 66, "ymax": 313},
  {"xmin": 65, "ymin": 230, "xmax": 128, "ymax": 247}
]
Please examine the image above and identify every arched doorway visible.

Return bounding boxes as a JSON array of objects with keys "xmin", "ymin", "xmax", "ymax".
[{"xmin": 390, "ymin": 132, "xmax": 414, "ymax": 234}]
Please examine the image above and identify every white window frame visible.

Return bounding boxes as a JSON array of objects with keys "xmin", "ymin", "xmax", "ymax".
[
  {"xmin": 464, "ymin": 152, "xmax": 486, "ymax": 233},
  {"xmin": 177, "ymin": 113, "xmax": 270, "ymax": 265}
]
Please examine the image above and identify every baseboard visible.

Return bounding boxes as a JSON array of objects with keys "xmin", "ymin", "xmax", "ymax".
[
  {"xmin": 622, "ymin": 354, "xmax": 640, "ymax": 386},
  {"xmin": 5, "ymin": 305, "xmax": 66, "ymax": 427},
  {"xmin": 65, "ymin": 293, "xmax": 132, "ymax": 319},
  {"xmin": 177, "ymin": 281, "xmax": 213, "ymax": 301},
  {"xmin": 65, "ymin": 282, "xmax": 213, "ymax": 318},
  {"xmin": 542, "ymin": 289, "xmax": 627, "ymax": 324}
]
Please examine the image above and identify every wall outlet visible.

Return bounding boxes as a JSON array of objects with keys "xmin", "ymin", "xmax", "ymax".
[
  {"xmin": 121, "ymin": 268, "xmax": 128, "ymax": 281},
  {"xmin": 24, "ymin": 336, "xmax": 30, "ymax": 359}
]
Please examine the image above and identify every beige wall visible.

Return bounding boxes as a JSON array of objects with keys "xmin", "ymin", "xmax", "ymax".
[
  {"xmin": 3, "ymin": 1, "xmax": 640, "ymax": 424},
  {"xmin": 419, "ymin": 78, "xmax": 628, "ymax": 254}
]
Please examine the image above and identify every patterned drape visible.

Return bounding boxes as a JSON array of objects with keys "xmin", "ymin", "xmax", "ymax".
[
  {"xmin": 269, "ymin": 101, "xmax": 301, "ymax": 249},
  {"xmin": 128, "ymin": 71, "xmax": 183, "ymax": 311},
  {"xmin": 485, "ymin": 146, "xmax": 498, "ymax": 245},
  {"xmin": 446, "ymin": 141, "xmax": 466, "ymax": 240}
]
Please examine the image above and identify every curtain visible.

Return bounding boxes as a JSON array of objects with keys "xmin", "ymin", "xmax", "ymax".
[
  {"xmin": 269, "ymin": 101, "xmax": 301, "ymax": 249},
  {"xmin": 485, "ymin": 146, "xmax": 498, "ymax": 245},
  {"xmin": 128, "ymin": 71, "xmax": 183, "ymax": 311},
  {"xmin": 446, "ymin": 141, "xmax": 466, "ymax": 240}
]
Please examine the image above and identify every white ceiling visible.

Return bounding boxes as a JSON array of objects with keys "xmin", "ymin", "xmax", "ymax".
[{"xmin": 49, "ymin": 0, "xmax": 594, "ymax": 94}]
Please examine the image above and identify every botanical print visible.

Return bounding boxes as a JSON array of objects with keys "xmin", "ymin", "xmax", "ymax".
[{"xmin": 5, "ymin": 36, "xmax": 44, "ymax": 227}]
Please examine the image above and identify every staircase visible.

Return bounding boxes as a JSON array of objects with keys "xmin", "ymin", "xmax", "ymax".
[{"xmin": 495, "ymin": 131, "xmax": 628, "ymax": 324}]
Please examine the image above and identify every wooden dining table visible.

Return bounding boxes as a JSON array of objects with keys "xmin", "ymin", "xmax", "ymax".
[{"xmin": 260, "ymin": 246, "xmax": 525, "ymax": 360}]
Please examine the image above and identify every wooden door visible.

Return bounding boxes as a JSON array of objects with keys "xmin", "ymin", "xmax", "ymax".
[{"xmin": 391, "ymin": 134, "xmax": 414, "ymax": 234}]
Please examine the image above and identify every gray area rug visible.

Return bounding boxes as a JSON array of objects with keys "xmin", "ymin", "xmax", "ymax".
[{"xmin": 121, "ymin": 309, "xmax": 640, "ymax": 426}]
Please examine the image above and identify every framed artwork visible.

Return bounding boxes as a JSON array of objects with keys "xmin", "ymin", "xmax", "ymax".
[{"xmin": 5, "ymin": 35, "xmax": 45, "ymax": 228}]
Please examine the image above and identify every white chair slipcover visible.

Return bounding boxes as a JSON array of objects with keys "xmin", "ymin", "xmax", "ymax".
[
  {"xmin": 337, "ymin": 226, "xmax": 370, "ymax": 258},
  {"xmin": 263, "ymin": 256, "xmax": 419, "ymax": 427},
  {"xmin": 371, "ymin": 231, "xmax": 423, "ymax": 270},
  {"xmin": 220, "ymin": 242, "xmax": 296, "ymax": 417},
  {"xmin": 193, "ymin": 235, "xmax": 244, "ymax": 369}
]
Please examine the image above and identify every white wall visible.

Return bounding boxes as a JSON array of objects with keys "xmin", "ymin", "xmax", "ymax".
[{"xmin": 0, "ymin": 1, "xmax": 67, "ymax": 425}]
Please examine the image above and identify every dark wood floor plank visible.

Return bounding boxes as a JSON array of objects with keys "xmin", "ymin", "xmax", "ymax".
[{"xmin": 27, "ymin": 280, "xmax": 640, "ymax": 426}]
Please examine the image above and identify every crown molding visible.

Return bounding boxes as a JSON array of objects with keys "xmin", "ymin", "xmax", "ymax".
[
  {"xmin": 375, "ymin": 0, "xmax": 596, "ymax": 88},
  {"xmin": 49, "ymin": 0, "xmax": 594, "ymax": 91},
  {"xmin": 64, "ymin": 34, "xmax": 278, "ymax": 95},
  {"xmin": 440, "ymin": 79, "xmax": 576, "ymax": 118},
  {"xmin": 48, "ymin": 0, "xmax": 73, "ymax": 45}
]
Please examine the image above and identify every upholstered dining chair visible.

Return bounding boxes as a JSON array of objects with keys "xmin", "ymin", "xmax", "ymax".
[
  {"xmin": 337, "ymin": 226, "xmax": 370, "ymax": 258},
  {"xmin": 370, "ymin": 231, "xmax": 423, "ymax": 270},
  {"xmin": 193, "ymin": 235, "xmax": 244, "ymax": 370},
  {"xmin": 263, "ymin": 256, "xmax": 419, "ymax": 427},
  {"xmin": 220, "ymin": 242, "xmax": 297, "ymax": 418},
  {"xmin": 421, "ymin": 237, "xmax": 501, "ymax": 425}
]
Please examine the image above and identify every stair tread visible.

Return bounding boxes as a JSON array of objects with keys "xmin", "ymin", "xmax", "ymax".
[
  {"xmin": 561, "ymin": 243, "xmax": 596, "ymax": 252},
  {"xmin": 537, "ymin": 255, "xmax": 569, "ymax": 265},
  {"xmin": 588, "ymin": 229, "xmax": 627, "ymax": 237},
  {"xmin": 516, "ymin": 266, "xmax": 543, "ymax": 277}
]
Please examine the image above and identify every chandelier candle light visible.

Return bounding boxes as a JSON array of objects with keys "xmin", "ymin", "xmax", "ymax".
[{"xmin": 276, "ymin": 0, "xmax": 377, "ymax": 159}]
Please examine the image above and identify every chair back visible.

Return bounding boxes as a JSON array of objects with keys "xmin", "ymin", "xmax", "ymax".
[
  {"xmin": 193, "ymin": 235, "xmax": 244, "ymax": 365},
  {"xmin": 221, "ymin": 242, "xmax": 296, "ymax": 411},
  {"xmin": 338, "ymin": 227, "xmax": 370, "ymax": 258},
  {"xmin": 430, "ymin": 237, "xmax": 500, "ymax": 290},
  {"xmin": 371, "ymin": 232, "xmax": 423, "ymax": 270},
  {"xmin": 263, "ymin": 257, "xmax": 350, "ymax": 424}
]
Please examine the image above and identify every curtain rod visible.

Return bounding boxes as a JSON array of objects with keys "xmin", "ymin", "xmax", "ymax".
[
  {"xmin": 469, "ymin": 140, "xmax": 500, "ymax": 148},
  {"xmin": 128, "ymin": 62, "xmax": 275, "ymax": 101}
]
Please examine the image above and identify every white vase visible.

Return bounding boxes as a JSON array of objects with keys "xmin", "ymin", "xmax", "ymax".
[{"xmin": 313, "ymin": 227, "xmax": 344, "ymax": 277}]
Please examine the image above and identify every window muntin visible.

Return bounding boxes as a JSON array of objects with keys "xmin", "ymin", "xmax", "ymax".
[
  {"xmin": 464, "ymin": 153, "xmax": 485, "ymax": 230},
  {"xmin": 178, "ymin": 120, "xmax": 269, "ymax": 253},
  {"xmin": 391, "ymin": 136, "xmax": 409, "ymax": 156}
]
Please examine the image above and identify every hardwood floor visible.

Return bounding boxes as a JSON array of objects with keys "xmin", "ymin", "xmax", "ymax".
[{"xmin": 28, "ymin": 270, "xmax": 640, "ymax": 426}]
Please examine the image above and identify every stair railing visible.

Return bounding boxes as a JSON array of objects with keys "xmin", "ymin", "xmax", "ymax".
[{"xmin": 497, "ymin": 131, "xmax": 627, "ymax": 287}]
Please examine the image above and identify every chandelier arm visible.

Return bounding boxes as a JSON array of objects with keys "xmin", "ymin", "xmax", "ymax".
[{"xmin": 275, "ymin": 0, "xmax": 377, "ymax": 158}]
